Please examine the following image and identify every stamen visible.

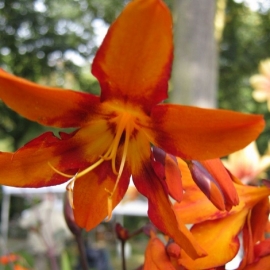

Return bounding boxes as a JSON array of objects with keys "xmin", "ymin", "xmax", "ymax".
[
  {"xmin": 102, "ymin": 115, "xmax": 123, "ymax": 161},
  {"xmin": 66, "ymin": 174, "xmax": 77, "ymax": 209},
  {"xmin": 48, "ymin": 162, "xmax": 78, "ymax": 208},
  {"xmin": 105, "ymin": 119, "xmax": 131, "ymax": 220},
  {"xmin": 48, "ymin": 158, "xmax": 105, "ymax": 209},
  {"xmin": 106, "ymin": 196, "xmax": 113, "ymax": 221},
  {"xmin": 75, "ymin": 158, "xmax": 104, "ymax": 178},
  {"xmin": 48, "ymin": 162, "xmax": 74, "ymax": 178},
  {"xmin": 102, "ymin": 114, "xmax": 129, "ymax": 174},
  {"xmin": 48, "ymin": 112, "xmax": 136, "ymax": 214}
]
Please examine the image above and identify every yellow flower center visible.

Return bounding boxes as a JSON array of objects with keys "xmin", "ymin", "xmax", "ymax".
[{"xmin": 49, "ymin": 108, "xmax": 142, "ymax": 220}]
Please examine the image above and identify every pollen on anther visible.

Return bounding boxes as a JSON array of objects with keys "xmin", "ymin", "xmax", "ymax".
[{"xmin": 106, "ymin": 195, "xmax": 113, "ymax": 221}]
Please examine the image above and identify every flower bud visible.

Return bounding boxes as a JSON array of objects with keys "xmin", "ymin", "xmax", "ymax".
[
  {"xmin": 188, "ymin": 160, "xmax": 226, "ymax": 211},
  {"xmin": 166, "ymin": 241, "xmax": 181, "ymax": 259},
  {"xmin": 115, "ymin": 223, "xmax": 129, "ymax": 240}
]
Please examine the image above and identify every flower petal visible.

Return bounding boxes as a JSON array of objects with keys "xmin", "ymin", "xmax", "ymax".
[
  {"xmin": 177, "ymin": 157, "xmax": 195, "ymax": 190},
  {"xmin": 254, "ymin": 239, "xmax": 270, "ymax": 258},
  {"xmin": 200, "ymin": 159, "xmax": 239, "ymax": 210},
  {"xmin": 0, "ymin": 69, "xmax": 100, "ymax": 128},
  {"xmin": 133, "ymin": 161, "xmax": 206, "ymax": 260},
  {"xmin": 73, "ymin": 162, "xmax": 130, "ymax": 231},
  {"xmin": 243, "ymin": 255, "xmax": 270, "ymax": 270},
  {"xmin": 0, "ymin": 118, "xmax": 115, "ymax": 187},
  {"xmin": 240, "ymin": 197, "xmax": 270, "ymax": 268},
  {"xmin": 174, "ymin": 160, "xmax": 244, "ymax": 224},
  {"xmin": 152, "ymin": 147, "xmax": 183, "ymax": 202},
  {"xmin": 149, "ymin": 104, "xmax": 265, "ymax": 160},
  {"xmin": 92, "ymin": 0, "xmax": 172, "ymax": 112},
  {"xmin": 178, "ymin": 210, "xmax": 248, "ymax": 269},
  {"xmin": 144, "ymin": 232, "xmax": 176, "ymax": 270},
  {"xmin": 0, "ymin": 132, "xmax": 78, "ymax": 187},
  {"xmin": 250, "ymin": 197, "xmax": 269, "ymax": 244},
  {"xmin": 236, "ymin": 183, "xmax": 270, "ymax": 208},
  {"xmin": 173, "ymin": 186, "xmax": 240, "ymax": 225}
]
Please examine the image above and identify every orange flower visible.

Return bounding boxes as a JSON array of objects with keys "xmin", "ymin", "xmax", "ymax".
[
  {"xmin": 0, "ymin": 253, "xmax": 18, "ymax": 265},
  {"xmin": 0, "ymin": 0, "xmax": 264, "ymax": 259},
  {"xmin": 0, "ymin": 254, "xmax": 30, "ymax": 270},
  {"xmin": 173, "ymin": 160, "xmax": 270, "ymax": 269}
]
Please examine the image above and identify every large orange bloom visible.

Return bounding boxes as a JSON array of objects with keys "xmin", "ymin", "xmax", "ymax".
[
  {"xmin": 174, "ymin": 160, "xmax": 270, "ymax": 269},
  {"xmin": 0, "ymin": 0, "xmax": 264, "ymax": 259}
]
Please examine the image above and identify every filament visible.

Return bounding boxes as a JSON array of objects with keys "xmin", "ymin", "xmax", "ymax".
[
  {"xmin": 48, "ymin": 112, "xmax": 137, "ymax": 215},
  {"xmin": 105, "ymin": 119, "xmax": 132, "ymax": 220}
]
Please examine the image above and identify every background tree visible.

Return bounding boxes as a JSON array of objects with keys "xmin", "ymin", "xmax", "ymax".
[{"xmin": 171, "ymin": 0, "xmax": 217, "ymax": 108}]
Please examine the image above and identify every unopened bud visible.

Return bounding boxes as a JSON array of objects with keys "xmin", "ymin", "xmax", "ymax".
[
  {"xmin": 188, "ymin": 160, "xmax": 226, "ymax": 210},
  {"xmin": 115, "ymin": 223, "xmax": 129, "ymax": 240},
  {"xmin": 152, "ymin": 146, "xmax": 183, "ymax": 202},
  {"xmin": 166, "ymin": 241, "xmax": 181, "ymax": 259}
]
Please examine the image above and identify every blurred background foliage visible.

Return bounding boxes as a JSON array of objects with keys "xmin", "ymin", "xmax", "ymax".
[
  {"xmin": 219, "ymin": 0, "xmax": 270, "ymax": 153},
  {"xmin": 0, "ymin": 0, "xmax": 269, "ymax": 155}
]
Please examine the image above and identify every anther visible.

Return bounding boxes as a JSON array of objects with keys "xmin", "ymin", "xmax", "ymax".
[{"xmin": 66, "ymin": 174, "xmax": 77, "ymax": 209}]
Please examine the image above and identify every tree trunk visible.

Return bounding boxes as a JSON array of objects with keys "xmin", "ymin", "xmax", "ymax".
[{"xmin": 170, "ymin": 0, "xmax": 217, "ymax": 108}]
